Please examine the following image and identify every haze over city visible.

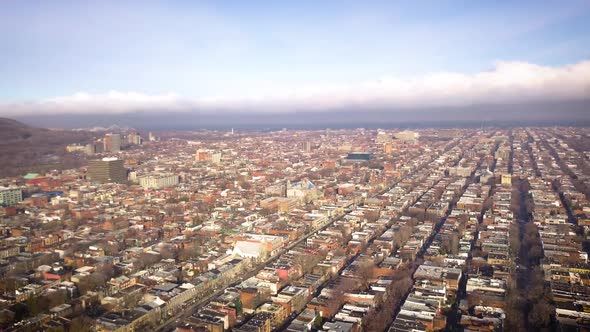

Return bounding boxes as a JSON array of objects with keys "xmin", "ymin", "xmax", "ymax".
[{"xmin": 0, "ymin": 1, "xmax": 590, "ymax": 332}]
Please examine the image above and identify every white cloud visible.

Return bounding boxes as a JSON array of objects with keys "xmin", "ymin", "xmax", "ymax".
[{"xmin": 1, "ymin": 60, "xmax": 589, "ymax": 116}]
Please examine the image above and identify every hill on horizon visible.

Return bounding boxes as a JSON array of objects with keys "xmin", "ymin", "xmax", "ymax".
[
  {"xmin": 12, "ymin": 99, "xmax": 590, "ymax": 130},
  {"xmin": 0, "ymin": 118, "xmax": 95, "ymax": 178}
]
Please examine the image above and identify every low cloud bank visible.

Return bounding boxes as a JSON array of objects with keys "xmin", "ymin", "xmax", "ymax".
[{"xmin": 1, "ymin": 60, "xmax": 589, "ymax": 116}]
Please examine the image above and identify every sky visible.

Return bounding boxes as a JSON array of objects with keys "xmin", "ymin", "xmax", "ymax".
[{"xmin": 1, "ymin": 0, "xmax": 589, "ymax": 116}]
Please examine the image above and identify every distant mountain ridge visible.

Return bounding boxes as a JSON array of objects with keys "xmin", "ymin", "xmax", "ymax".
[
  {"xmin": 0, "ymin": 118, "xmax": 95, "ymax": 178},
  {"xmin": 12, "ymin": 99, "xmax": 590, "ymax": 130},
  {"xmin": 0, "ymin": 117, "xmax": 47, "ymax": 142}
]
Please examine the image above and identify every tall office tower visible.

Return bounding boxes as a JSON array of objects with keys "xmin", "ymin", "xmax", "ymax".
[
  {"xmin": 84, "ymin": 143, "xmax": 95, "ymax": 156},
  {"xmin": 104, "ymin": 133, "xmax": 122, "ymax": 152},
  {"xmin": 87, "ymin": 158, "xmax": 127, "ymax": 183},
  {"xmin": 127, "ymin": 132, "xmax": 142, "ymax": 145},
  {"xmin": 304, "ymin": 141, "xmax": 312, "ymax": 153},
  {"xmin": 94, "ymin": 141, "xmax": 104, "ymax": 153},
  {"xmin": 103, "ymin": 134, "xmax": 112, "ymax": 152}
]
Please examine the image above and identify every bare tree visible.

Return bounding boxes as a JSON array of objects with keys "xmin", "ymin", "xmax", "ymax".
[
  {"xmin": 355, "ymin": 259, "xmax": 376, "ymax": 288},
  {"xmin": 68, "ymin": 315, "xmax": 95, "ymax": 332},
  {"xmin": 293, "ymin": 253, "xmax": 323, "ymax": 275}
]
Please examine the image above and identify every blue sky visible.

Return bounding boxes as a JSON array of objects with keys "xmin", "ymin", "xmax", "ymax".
[{"xmin": 0, "ymin": 0, "xmax": 589, "ymax": 113}]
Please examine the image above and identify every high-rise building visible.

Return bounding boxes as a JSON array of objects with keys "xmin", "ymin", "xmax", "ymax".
[
  {"xmin": 211, "ymin": 152, "xmax": 222, "ymax": 164},
  {"xmin": 127, "ymin": 132, "xmax": 142, "ymax": 145},
  {"xmin": 84, "ymin": 141, "xmax": 104, "ymax": 155},
  {"xmin": 95, "ymin": 141, "xmax": 105, "ymax": 153},
  {"xmin": 84, "ymin": 143, "xmax": 95, "ymax": 156},
  {"xmin": 394, "ymin": 130, "xmax": 420, "ymax": 143},
  {"xmin": 87, "ymin": 158, "xmax": 127, "ymax": 183},
  {"xmin": 303, "ymin": 141, "xmax": 312, "ymax": 153},
  {"xmin": 104, "ymin": 133, "xmax": 121, "ymax": 152},
  {"xmin": 138, "ymin": 173, "xmax": 179, "ymax": 189},
  {"xmin": 196, "ymin": 149, "xmax": 222, "ymax": 164},
  {"xmin": 0, "ymin": 187, "xmax": 23, "ymax": 207}
]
